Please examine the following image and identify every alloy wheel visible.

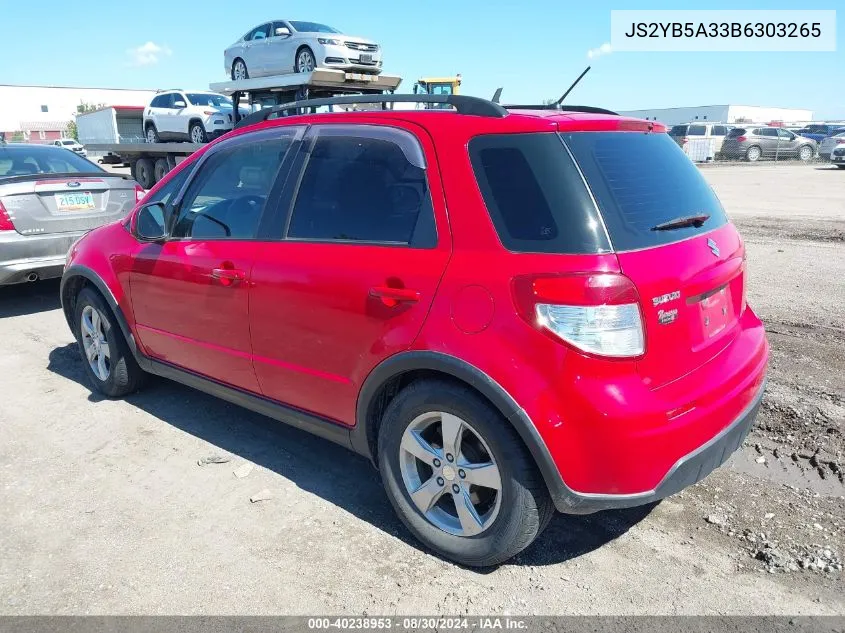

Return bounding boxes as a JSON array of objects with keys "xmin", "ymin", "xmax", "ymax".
[
  {"xmin": 190, "ymin": 126, "xmax": 205, "ymax": 144},
  {"xmin": 80, "ymin": 305, "xmax": 111, "ymax": 382},
  {"xmin": 233, "ymin": 60, "xmax": 247, "ymax": 81},
  {"xmin": 146, "ymin": 128, "xmax": 156, "ymax": 143},
  {"xmin": 799, "ymin": 146, "xmax": 813, "ymax": 161},
  {"xmin": 297, "ymin": 50, "xmax": 315, "ymax": 73},
  {"xmin": 399, "ymin": 411, "xmax": 502, "ymax": 537}
]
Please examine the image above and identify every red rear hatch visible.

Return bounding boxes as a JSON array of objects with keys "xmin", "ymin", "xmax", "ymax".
[{"xmin": 562, "ymin": 128, "xmax": 745, "ymax": 387}]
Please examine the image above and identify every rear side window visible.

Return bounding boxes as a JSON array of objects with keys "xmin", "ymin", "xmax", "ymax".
[
  {"xmin": 287, "ymin": 129, "xmax": 435, "ymax": 246},
  {"xmin": 712, "ymin": 126, "xmax": 727, "ymax": 136},
  {"xmin": 469, "ymin": 133, "xmax": 610, "ymax": 254},
  {"xmin": 759, "ymin": 128, "xmax": 779, "ymax": 137},
  {"xmin": 669, "ymin": 125, "xmax": 688, "ymax": 136},
  {"xmin": 562, "ymin": 132, "xmax": 728, "ymax": 251},
  {"xmin": 687, "ymin": 125, "xmax": 706, "ymax": 136}
]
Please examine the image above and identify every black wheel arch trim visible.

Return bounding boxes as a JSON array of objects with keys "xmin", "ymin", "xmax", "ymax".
[
  {"xmin": 351, "ymin": 351, "xmax": 571, "ymax": 508},
  {"xmin": 61, "ymin": 264, "xmax": 139, "ymax": 357}
]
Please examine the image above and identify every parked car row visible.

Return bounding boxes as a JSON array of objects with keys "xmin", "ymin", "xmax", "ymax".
[{"xmin": 667, "ymin": 121, "xmax": 845, "ymax": 164}]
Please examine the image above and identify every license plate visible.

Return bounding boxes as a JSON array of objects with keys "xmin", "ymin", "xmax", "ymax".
[
  {"xmin": 698, "ymin": 286, "xmax": 733, "ymax": 339},
  {"xmin": 360, "ymin": 53, "xmax": 373, "ymax": 62},
  {"xmin": 56, "ymin": 192, "xmax": 95, "ymax": 211}
]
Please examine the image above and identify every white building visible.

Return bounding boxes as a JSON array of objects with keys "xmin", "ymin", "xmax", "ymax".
[
  {"xmin": 0, "ymin": 84, "xmax": 156, "ymax": 142},
  {"xmin": 618, "ymin": 104, "xmax": 814, "ymax": 127}
]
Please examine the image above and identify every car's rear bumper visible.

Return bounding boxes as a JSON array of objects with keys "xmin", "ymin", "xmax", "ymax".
[
  {"xmin": 0, "ymin": 230, "xmax": 81, "ymax": 285},
  {"xmin": 526, "ymin": 305, "xmax": 769, "ymax": 513},
  {"xmin": 550, "ymin": 380, "xmax": 764, "ymax": 513}
]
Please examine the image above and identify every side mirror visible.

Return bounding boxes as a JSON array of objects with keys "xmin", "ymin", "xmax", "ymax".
[
  {"xmin": 173, "ymin": 100, "xmax": 186, "ymax": 109},
  {"xmin": 275, "ymin": 27, "xmax": 291, "ymax": 36},
  {"xmin": 135, "ymin": 202, "xmax": 168, "ymax": 242}
]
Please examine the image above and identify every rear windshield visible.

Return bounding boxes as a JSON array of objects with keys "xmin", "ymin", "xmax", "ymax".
[
  {"xmin": 0, "ymin": 145, "xmax": 103, "ymax": 180},
  {"xmin": 562, "ymin": 132, "xmax": 728, "ymax": 251},
  {"xmin": 727, "ymin": 128, "xmax": 746, "ymax": 138},
  {"xmin": 469, "ymin": 133, "xmax": 611, "ymax": 254}
]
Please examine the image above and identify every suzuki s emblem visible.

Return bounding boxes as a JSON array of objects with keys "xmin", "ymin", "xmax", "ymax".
[
  {"xmin": 66, "ymin": 181, "xmax": 81, "ymax": 188},
  {"xmin": 707, "ymin": 238, "xmax": 720, "ymax": 257}
]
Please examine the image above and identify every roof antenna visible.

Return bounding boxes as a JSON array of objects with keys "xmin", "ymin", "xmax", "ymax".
[
  {"xmin": 491, "ymin": 87, "xmax": 503, "ymax": 104},
  {"xmin": 556, "ymin": 66, "xmax": 591, "ymax": 106}
]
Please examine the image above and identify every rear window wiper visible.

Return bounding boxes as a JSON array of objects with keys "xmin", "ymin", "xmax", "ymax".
[{"xmin": 651, "ymin": 214, "xmax": 710, "ymax": 231}]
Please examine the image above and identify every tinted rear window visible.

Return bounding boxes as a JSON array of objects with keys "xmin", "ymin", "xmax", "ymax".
[
  {"xmin": 469, "ymin": 133, "xmax": 610, "ymax": 254},
  {"xmin": 727, "ymin": 128, "xmax": 746, "ymax": 138},
  {"xmin": 562, "ymin": 132, "xmax": 728, "ymax": 251},
  {"xmin": 669, "ymin": 125, "xmax": 688, "ymax": 136},
  {"xmin": 687, "ymin": 125, "xmax": 706, "ymax": 136}
]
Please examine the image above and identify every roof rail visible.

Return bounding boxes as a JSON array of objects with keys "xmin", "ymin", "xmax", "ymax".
[
  {"xmin": 234, "ymin": 93, "xmax": 508, "ymax": 128},
  {"xmin": 502, "ymin": 104, "xmax": 619, "ymax": 116}
]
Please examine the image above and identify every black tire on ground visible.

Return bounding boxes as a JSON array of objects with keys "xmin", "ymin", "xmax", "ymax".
[
  {"xmin": 377, "ymin": 379, "xmax": 555, "ymax": 567},
  {"xmin": 153, "ymin": 158, "xmax": 169, "ymax": 183},
  {"xmin": 134, "ymin": 158, "xmax": 155, "ymax": 190},
  {"xmin": 189, "ymin": 122, "xmax": 208, "ymax": 144},
  {"xmin": 73, "ymin": 287, "xmax": 147, "ymax": 398},
  {"xmin": 295, "ymin": 46, "xmax": 316, "ymax": 73},
  {"xmin": 745, "ymin": 145, "xmax": 762, "ymax": 162},
  {"xmin": 231, "ymin": 58, "xmax": 249, "ymax": 81},
  {"xmin": 145, "ymin": 124, "xmax": 160, "ymax": 144}
]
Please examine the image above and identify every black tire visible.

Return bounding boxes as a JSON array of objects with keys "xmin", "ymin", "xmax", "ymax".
[
  {"xmin": 378, "ymin": 379, "xmax": 554, "ymax": 567},
  {"xmin": 745, "ymin": 145, "xmax": 762, "ymax": 162},
  {"xmin": 74, "ymin": 287, "xmax": 146, "ymax": 398},
  {"xmin": 295, "ymin": 46, "xmax": 316, "ymax": 73},
  {"xmin": 189, "ymin": 122, "xmax": 208, "ymax": 144},
  {"xmin": 145, "ymin": 123, "xmax": 160, "ymax": 144},
  {"xmin": 231, "ymin": 58, "xmax": 249, "ymax": 81},
  {"xmin": 153, "ymin": 158, "xmax": 169, "ymax": 183},
  {"xmin": 134, "ymin": 158, "xmax": 154, "ymax": 190}
]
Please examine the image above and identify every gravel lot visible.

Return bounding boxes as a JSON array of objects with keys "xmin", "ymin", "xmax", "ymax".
[{"xmin": 1, "ymin": 164, "xmax": 843, "ymax": 615}]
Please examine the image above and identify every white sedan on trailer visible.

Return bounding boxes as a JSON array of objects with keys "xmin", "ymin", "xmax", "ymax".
[{"xmin": 224, "ymin": 20, "xmax": 383, "ymax": 80}]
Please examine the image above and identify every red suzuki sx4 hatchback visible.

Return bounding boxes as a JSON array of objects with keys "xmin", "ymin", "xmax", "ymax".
[{"xmin": 61, "ymin": 96, "xmax": 768, "ymax": 566}]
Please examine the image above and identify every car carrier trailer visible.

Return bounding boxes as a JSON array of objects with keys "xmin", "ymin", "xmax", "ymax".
[{"xmin": 86, "ymin": 69, "xmax": 402, "ymax": 189}]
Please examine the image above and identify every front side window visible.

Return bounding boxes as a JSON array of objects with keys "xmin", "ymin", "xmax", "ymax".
[
  {"xmin": 286, "ymin": 129, "xmax": 435, "ymax": 246},
  {"xmin": 171, "ymin": 135, "xmax": 295, "ymax": 240},
  {"xmin": 777, "ymin": 129, "xmax": 795, "ymax": 139}
]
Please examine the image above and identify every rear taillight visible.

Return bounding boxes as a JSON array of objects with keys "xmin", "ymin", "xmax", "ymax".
[
  {"xmin": 0, "ymin": 200, "xmax": 15, "ymax": 231},
  {"xmin": 837, "ymin": 138, "xmax": 845, "ymax": 144},
  {"xmin": 736, "ymin": 136, "xmax": 747, "ymax": 143},
  {"xmin": 681, "ymin": 137, "xmax": 688, "ymax": 145},
  {"xmin": 134, "ymin": 184, "xmax": 146, "ymax": 204},
  {"xmin": 512, "ymin": 273, "xmax": 645, "ymax": 358}
]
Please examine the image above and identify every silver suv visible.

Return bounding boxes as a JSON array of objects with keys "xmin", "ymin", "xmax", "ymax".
[{"xmin": 720, "ymin": 126, "xmax": 817, "ymax": 162}]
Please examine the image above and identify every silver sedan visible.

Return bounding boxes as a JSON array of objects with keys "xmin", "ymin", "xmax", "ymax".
[
  {"xmin": 224, "ymin": 20, "xmax": 383, "ymax": 80},
  {"xmin": 0, "ymin": 143, "xmax": 141, "ymax": 285}
]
